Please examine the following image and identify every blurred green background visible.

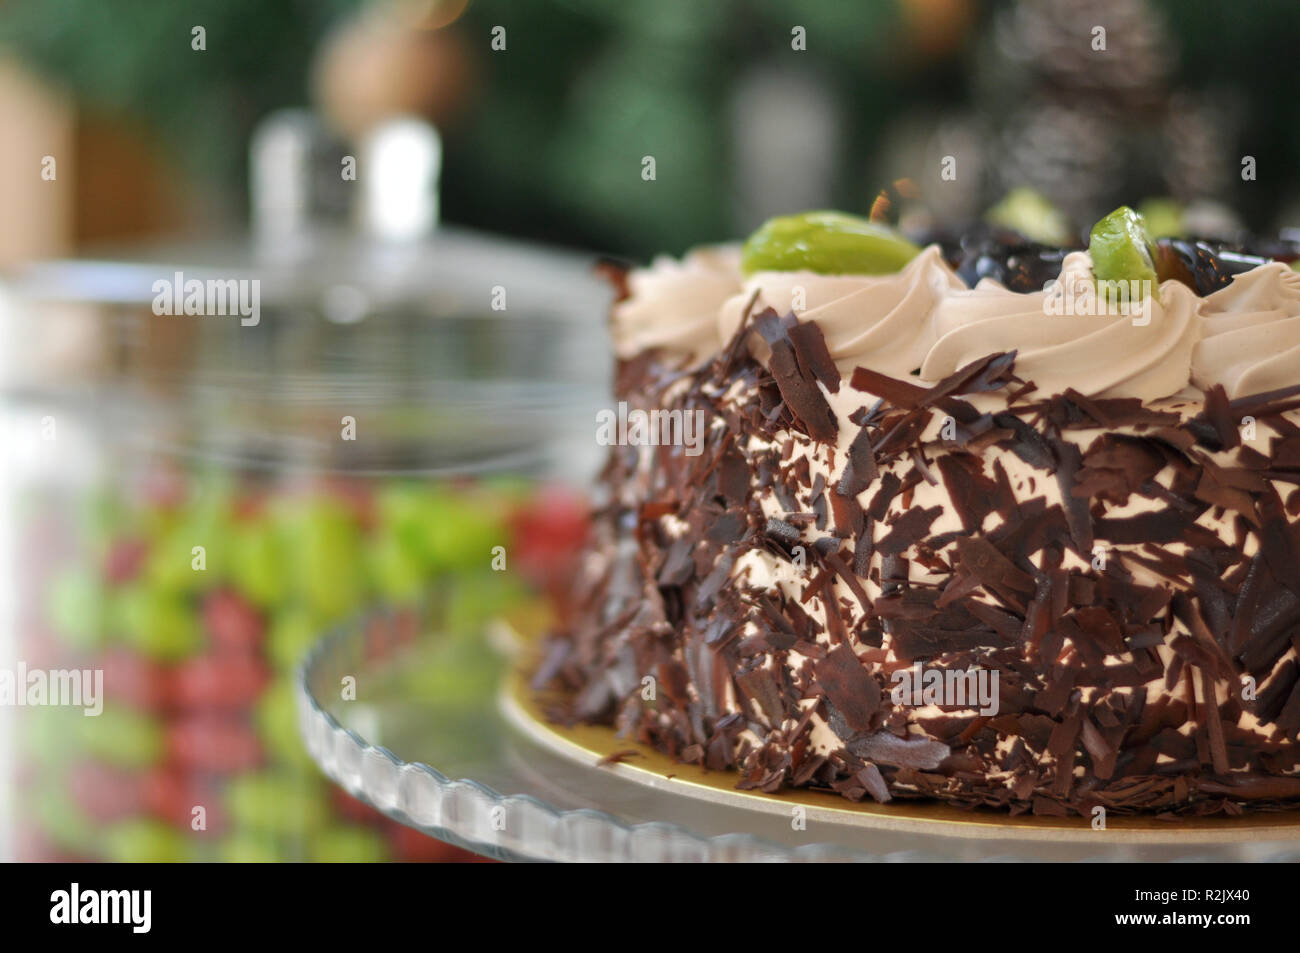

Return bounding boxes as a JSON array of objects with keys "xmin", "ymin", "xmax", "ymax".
[{"xmin": 2, "ymin": 0, "xmax": 1299, "ymax": 257}]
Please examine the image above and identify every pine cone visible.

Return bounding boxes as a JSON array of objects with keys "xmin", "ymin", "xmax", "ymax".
[{"xmin": 993, "ymin": 0, "xmax": 1171, "ymax": 110}]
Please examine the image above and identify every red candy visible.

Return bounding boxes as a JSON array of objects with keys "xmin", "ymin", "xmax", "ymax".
[
  {"xmin": 141, "ymin": 767, "xmax": 224, "ymax": 833},
  {"xmin": 103, "ymin": 537, "xmax": 148, "ymax": 585},
  {"xmin": 165, "ymin": 716, "xmax": 263, "ymax": 774},
  {"xmin": 509, "ymin": 487, "xmax": 590, "ymax": 604},
  {"xmin": 99, "ymin": 650, "xmax": 170, "ymax": 711},
  {"xmin": 330, "ymin": 788, "xmax": 387, "ymax": 826},
  {"xmin": 68, "ymin": 761, "xmax": 142, "ymax": 822},
  {"xmin": 322, "ymin": 479, "xmax": 377, "ymax": 532},
  {"xmin": 170, "ymin": 653, "xmax": 271, "ymax": 710},
  {"xmin": 201, "ymin": 589, "xmax": 265, "ymax": 652}
]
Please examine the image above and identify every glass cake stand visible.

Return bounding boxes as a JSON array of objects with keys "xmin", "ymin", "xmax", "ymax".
[{"xmin": 297, "ymin": 605, "xmax": 1300, "ymax": 863}]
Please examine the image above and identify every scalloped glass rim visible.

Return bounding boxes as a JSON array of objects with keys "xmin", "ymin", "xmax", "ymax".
[{"xmin": 295, "ymin": 614, "xmax": 935, "ymax": 863}]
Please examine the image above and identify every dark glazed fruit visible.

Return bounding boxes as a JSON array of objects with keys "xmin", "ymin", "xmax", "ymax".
[{"xmin": 1154, "ymin": 239, "xmax": 1270, "ymax": 296}]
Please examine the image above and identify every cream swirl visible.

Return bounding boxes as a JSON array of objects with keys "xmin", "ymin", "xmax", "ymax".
[
  {"xmin": 615, "ymin": 239, "xmax": 1300, "ymax": 404},
  {"xmin": 610, "ymin": 245, "xmax": 741, "ymax": 363},
  {"xmin": 716, "ymin": 245, "xmax": 965, "ymax": 377},
  {"xmin": 921, "ymin": 252, "xmax": 1200, "ymax": 401},
  {"xmin": 1192, "ymin": 262, "xmax": 1300, "ymax": 398}
]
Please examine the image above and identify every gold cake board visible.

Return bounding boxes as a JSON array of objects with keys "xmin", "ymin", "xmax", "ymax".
[{"xmin": 502, "ymin": 669, "xmax": 1300, "ymax": 845}]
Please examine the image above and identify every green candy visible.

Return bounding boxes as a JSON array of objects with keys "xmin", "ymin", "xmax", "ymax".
[
  {"xmin": 21, "ymin": 708, "xmax": 84, "ymax": 768},
  {"xmin": 229, "ymin": 521, "xmax": 288, "ymax": 609},
  {"xmin": 405, "ymin": 486, "xmax": 507, "ymax": 573},
  {"xmin": 142, "ymin": 531, "xmax": 193, "ymax": 592},
  {"xmin": 144, "ymin": 492, "xmax": 232, "ymax": 592},
  {"xmin": 445, "ymin": 572, "xmax": 527, "ymax": 638},
  {"xmin": 225, "ymin": 772, "xmax": 328, "ymax": 838},
  {"xmin": 398, "ymin": 635, "xmax": 500, "ymax": 708},
  {"xmin": 79, "ymin": 704, "xmax": 164, "ymax": 768},
  {"xmin": 115, "ymin": 584, "xmax": 203, "ymax": 661},
  {"xmin": 46, "ymin": 568, "xmax": 108, "ymax": 652},
  {"xmin": 254, "ymin": 678, "xmax": 313, "ymax": 767},
  {"xmin": 30, "ymin": 784, "xmax": 97, "ymax": 853},
  {"xmin": 283, "ymin": 499, "xmax": 364, "ymax": 622},
  {"xmin": 266, "ymin": 605, "xmax": 322, "ymax": 673},
  {"xmin": 310, "ymin": 826, "xmax": 390, "ymax": 863},
  {"xmin": 217, "ymin": 833, "xmax": 284, "ymax": 863},
  {"xmin": 375, "ymin": 483, "xmax": 431, "ymax": 556},
  {"xmin": 985, "ymin": 188, "xmax": 1073, "ymax": 246},
  {"xmin": 101, "ymin": 819, "xmax": 192, "ymax": 863},
  {"xmin": 740, "ymin": 211, "xmax": 921, "ymax": 276},
  {"xmin": 366, "ymin": 533, "xmax": 427, "ymax": 604},
  {"xmin": 373, "ymin": 483, "xmax": 510, "ymax": 575},
  {"xmin": 78, "ymin": 491, "xmax": 128, "ymax": 552},
  {"xmin": 1088, "ymin": 206, "xmax": 1158, "ymax": 293}
]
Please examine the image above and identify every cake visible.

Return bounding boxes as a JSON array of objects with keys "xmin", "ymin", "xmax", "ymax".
[{"xmin": 535, "ymin": 205, "xmax": 1300, "ymax": 817}]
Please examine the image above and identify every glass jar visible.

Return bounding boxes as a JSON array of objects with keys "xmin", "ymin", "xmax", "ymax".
[{"xmin": 0, "ymin": 226, "xmax": 610, "ymax": 861}]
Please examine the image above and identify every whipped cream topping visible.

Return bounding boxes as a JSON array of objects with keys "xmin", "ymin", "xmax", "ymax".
[
  {"xmin": 923, "ymin": 252, "xmax": 1202, "ymax": 402},
  {"xmin": 610, "ymin": 242, "xmax": 1300, "ymax": 402},
  {"xmin": 610, "ymin": 245, "xmax": 741, "ymax": 364},
  {"xmin": 1192, "ymin": 262, "xmax": 1300, "ymax": 398},
  {"xmin": 716, "ymin": 245, "xmax": 965, "ymax": 378}
]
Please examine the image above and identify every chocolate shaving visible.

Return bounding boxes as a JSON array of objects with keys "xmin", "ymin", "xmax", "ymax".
[
  {"xmin": 846, "ymin": 731, "xmax": 950, "ymax": 770},
  {"xmin": 787, "ymin": 320, "xmax": 841, "ymax": 394},
  {"xmin": 836, "ymin": 426, "xmax": 878, "ymax": 499},
  {"xmin": 856, "ymin": 764, "xmax": 892, "ymax": 803},
  {"xmin": 753, "ymin": 310, "xmax": 838, "ymax": 443},
  {"xmin": 876, "ymin": 506, "xmax": 943, "ymax": 556},
  {"xmin": 597, "ymin": 749, "xmax": 643, "ymax": 766},
  {"xmin": 935, "ymin": 454, "xmax": 995, "ymax": 532},
  {"xmin": 814, "ymin": 644, "xmax": 881, "ymax": 734}
]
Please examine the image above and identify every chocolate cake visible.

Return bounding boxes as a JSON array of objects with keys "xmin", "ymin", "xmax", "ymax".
[{"xmin": 536, "ymin": 207, "xmax": 1300, "ymax": 817}]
